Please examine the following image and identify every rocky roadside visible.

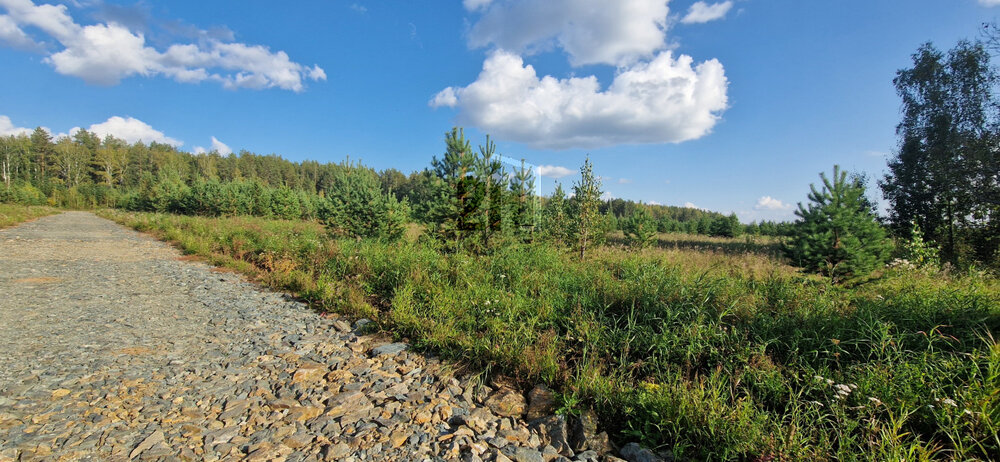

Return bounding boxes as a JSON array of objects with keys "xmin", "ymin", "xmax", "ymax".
[{"xmin": 0, "ymin": 212, "xmax": 668, "ymax": 462}]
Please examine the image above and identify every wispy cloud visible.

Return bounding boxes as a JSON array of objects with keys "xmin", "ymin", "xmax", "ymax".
[{"xmin": 681, "ymin": 1, "xmax": 734, "ymax": 24}]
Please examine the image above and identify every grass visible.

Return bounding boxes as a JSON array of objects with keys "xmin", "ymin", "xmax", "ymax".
[
  {"xmin": 0, "ymin": 204, "xmax": 59, "ymax": 229},
  {"xmin": 100, "ymin": 210, "xmax": 1000, "ymax": 461}
]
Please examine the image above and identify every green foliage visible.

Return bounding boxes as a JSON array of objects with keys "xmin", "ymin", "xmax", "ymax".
[
  {"xmin": 709, "ymin": 213, "xmax": 743, "ymax": 238},
  {"xmin": 507, "ymin": 159, "xmax": 538, "ymax": 241},
  {"xmin": 571, "ymin": 157, "xmax": 603, "ymax": 260},
  {"xmin": 476, "ymin": 136, "xmax": 506, "ymax": 248},
  {"xmin": 429, "ymin": 128, "xmax": 484, "ymax": 251},
  {"xmin": 882, "ymin": 40, "xmax": 1000, "ymax": 267},
  {"xmin": 786, "ymin": 166, "xmax": 892, "ymax": 282},
  {"xmin": 541, "ymin": 183, "xmax": 571, "ymax": 246},
  {"xmin": 900, "ymin": 220, "xmax": 940, "ymax": 269},
  {"xmin": 109, "ymin": 209, "xmax": 1000, "ymax": 461},
  {"xmin": 622, "ymin": 203, "xmax": 657, "ymax": 248},
  {"xmin": 326, "ymin": 164, "xmax": 408, "ymax": 241}
]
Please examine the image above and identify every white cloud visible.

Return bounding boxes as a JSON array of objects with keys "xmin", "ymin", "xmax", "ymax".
[
  {"xmin": 466, "ymin": 0, "xmax": 670, "ymax": 67},
  {"xmin": 0, "ymin": 14, "xmax": 40, "ymax": 50},
  {"xmin": 754, "ymin": 196, "xmax": 792, "ymax": 211},
  {"xmin": 0, "ymin": 0, "xmax": 325, "ymax": 91},
  {"xmin": 648, "ymin": 200, "xmax": 662, "ymax": 205},
  {"xmin": 537, "ymin": 164, "xmax": 574, "ymax": 178},
  {"xmin": 683, "ymin": 201, "xmax": 699, "ymax": 209},
  {"xmin": 979, "ymin": 0, "xmax": 1000, "ymax": 6},
  {"xmin": 431, "ymin": 50, "xmax": 728, "ymax": 149},
  {"xmin": 87, "ymin": 116, "xmax": 182, "ymax": 146},
  {"xmin": 0, "ymin": 115, "xmax": 32, "ymax": 136},
  {"xmin": 194, "ymin": 136, "xmax": 232, "ymax": 155},
  {"xmin": 681, "ymin": 1, "xmax": 733, "ymax": 24},
  {"xmin": 618, "ymin": 178, "xmax": 632, "ymax": 184}
]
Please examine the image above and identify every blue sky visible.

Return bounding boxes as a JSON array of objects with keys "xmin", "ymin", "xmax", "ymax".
[{"xmin": 0, "ymin": 0, "xmax": 997, "ymax": 222}]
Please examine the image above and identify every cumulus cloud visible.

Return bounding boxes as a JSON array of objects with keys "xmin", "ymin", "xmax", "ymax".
[
  {"xmin": 87, "ymin": 116, "xmax": 182, "ymax": 146},
  {"xmin": 979, "ymin": 0, "xmax": 1000, "ymax": 6},
  {"xmin": 683, "ymin": 201, "xmax": 699, "ymax": 209},
  {"xmin": 0, "ymin": 0, "xmax": 325, "ymax": 91},
  {"xmin": 466, "ymin": 0, "xmax": 670, "ymax": 67},
  {"xmin": 681, "ymin": 1, "xmax": 733, "ymax": 24},
  {"xmin": 537, "ymin": 165, "xmax": 574, "ymax": 178},
  {"xmin": 754, "ymin": 196, "xmax": 791, "ymax": 211},
  {"xmin": 432, "ymin": 50, "xmax": 728, "ymax": 149},
  {"xmin": 0, "ymin": 13, "xmax": 40, "ymax": 50},
  {"xmin": 194, "ymin": 136, "xmax": 232, "ymax": 155},
  {"xmin": 0, "ymin": 115, "xmax": 32, "ymax": 136}
]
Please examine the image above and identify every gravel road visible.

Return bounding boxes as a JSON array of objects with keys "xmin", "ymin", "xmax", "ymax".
[{"xmin": 0, "ymin": 212, "xmax": 616, "ymax": 462}]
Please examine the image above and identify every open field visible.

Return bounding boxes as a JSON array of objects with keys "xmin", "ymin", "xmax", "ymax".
[
  {"xmin": 98, "ymin": 209, "xmax": 1000, "ymax": 461},
  {"xmin": 0, "ymin": 204, "xmax": 58, "ymax": 229}
]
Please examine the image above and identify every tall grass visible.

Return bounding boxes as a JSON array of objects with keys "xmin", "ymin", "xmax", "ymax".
[
  {"xmin": 102, "ymin": 210, "xmax": 1000, "ymax": 461},
  {"xmin": 0, "ymin": 204, "xmax": 59, "ymax": 229}
]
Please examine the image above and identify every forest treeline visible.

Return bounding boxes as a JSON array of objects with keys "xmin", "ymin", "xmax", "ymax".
[{"xmin": 0, "ymin": 126, "xmax": 790, "ymax": 238}]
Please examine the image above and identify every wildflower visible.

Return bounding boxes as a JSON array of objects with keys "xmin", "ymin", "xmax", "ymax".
[{"xmin": 834, "ymin": 384, "xmax": 852, "ymax": 394}]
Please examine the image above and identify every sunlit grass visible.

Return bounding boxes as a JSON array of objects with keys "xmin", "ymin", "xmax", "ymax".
[
  {"xmin": 0, "ymin": 204, "xmax": 59, "ymax": 229},
  {"xmin": 101, "ymin": 210, "xmax": 1000, "ymax": 461}
]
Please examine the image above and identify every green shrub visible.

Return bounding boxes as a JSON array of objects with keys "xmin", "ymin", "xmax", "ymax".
[
  {"xmin": 326, "ymin": 165, "xmax": 408, "ymax": 241},
  {"xmin": 785, "ymin": 165, "xmax": 892, "ymax": 282}
]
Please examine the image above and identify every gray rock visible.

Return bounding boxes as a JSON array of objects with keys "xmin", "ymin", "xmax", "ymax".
[
  {"xmin": 529, "ymin": 415, "xmax": 572, "ymax": 456},
  {"xmin": 620, "ymin": 443, "xmax": 664, "ymax": 462},
  {"xmin": 371, "ymin": 343, "xmax": 409, "ymax": 357},
  {"xmin": 511, "ymin": 447, "xmax": 545, "ymax": 462}
]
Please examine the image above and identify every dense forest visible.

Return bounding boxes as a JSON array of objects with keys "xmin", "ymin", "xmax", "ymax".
[{"xmin": 0, "ymin": 125, "xmax": 791, "ymax": 239}]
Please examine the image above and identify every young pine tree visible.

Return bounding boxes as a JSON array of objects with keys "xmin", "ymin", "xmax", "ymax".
[
  {"xmin": 785, "ymin": 165, "xmax": 892, "ymax": 282},
  {"xmin": 622, "ymin": 203, "xmax": 657, "ymax": 248},
  {"xmin": 541, "ymin": 182, "xmax": 570, "ymax": 246},
  {"xmin": 477, "ymin": 136, "xmax": 506, "ymax": 249},
  {"xmin": 326, "ymin": 163, "xmax": 408, "ymax": 241},
  {"xmin": 428, "ymin": 128, "xmax": 483, "ymax": 251},
  {"xmin": 508, "ymin": 159, "xmax": 538, "ymax": 241},
  {"xmin": 571, "ymin": 158, "xmax": 603, "ymax": 260}
]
